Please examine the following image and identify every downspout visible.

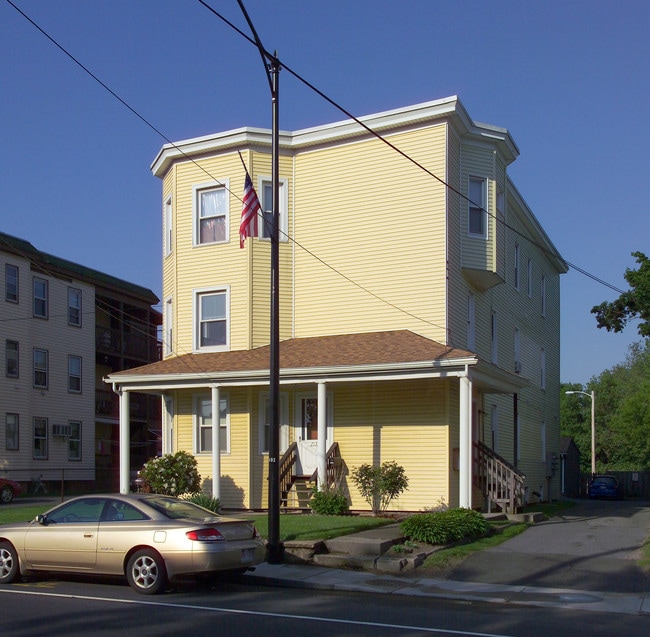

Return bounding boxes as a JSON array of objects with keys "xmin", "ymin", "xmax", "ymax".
[{"xmin": 112, "ymin": 383, "xmax": 130, "ymax": 495}]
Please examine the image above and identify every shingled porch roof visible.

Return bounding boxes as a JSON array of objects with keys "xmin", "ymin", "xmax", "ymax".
[{"xmin": 106, "ymin": 330, "xmax": 481, "ymax": 389}]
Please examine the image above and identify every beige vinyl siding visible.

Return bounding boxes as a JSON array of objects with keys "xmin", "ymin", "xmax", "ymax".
[
  {"xmin": 333, "ymin": 379, "xmax": 451, "ymax": 511},
  {"xmin": 293, "ymin": 125, "xmax": 448, "ymax": 344}
]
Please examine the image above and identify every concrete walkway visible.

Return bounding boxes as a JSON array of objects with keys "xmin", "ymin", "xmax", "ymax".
[{"xmin": 245, "ymin": 499, "xmax": 650, "ymax": 616}]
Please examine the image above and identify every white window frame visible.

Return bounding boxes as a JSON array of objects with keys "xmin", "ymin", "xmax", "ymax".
[
  {"xmin": 258, "ymin": 176, "xmax": 288, "ymax": 242},
  {"xmin": 163, "ymin": 395, "xmax": 174, "ymax": 454},
  {"xmin": 33, "ymin": 277, "xmax": 48, "ymax": 318},
  {"xmin": 68, "ymin": 420, "xmax": 81, "ymax": 460},
  {"xmin": 33, "ymin": 348, "xmax": 48, "ymax": 389},
  {"xmin": 514, "ymin": 244, "xmax": 520, "ymax": 291},
  {"xmin": 193, "ymin": 180, "xmax": 229, "ymax": 246},
  {"xmin": 466, "ymin": 292, "xmax": 475, "ymax": 351},
  {"xmin": 468, "ymin": 176, "xmax": 487, "ymax": 238},
  {"xmin": 33, "ymin": 417, "xmax": 48, "ymax": 459},
  {"xmin": 194, "ymin": 394, "xmax": 230, "ymax": 454},
  {"xmin": 68, "ymin": 355, "xmax": 82, "ymax": 393},
  {"xmin": 164, "ymin": 194, "xmax": 173, "ymax": 257},
  {"xmin": 6, "ymin": 413, "xmax": 19, "ymax": 451},
  {"xmin": 193, "ymin": 287, "xmax": 230, "ymax": 352},
  {"xmin": 258, "ymin": 392, "xmax": 289, "ymax": 454},
  {"xmin": 164, "ymin": 296, "xmax": 173, "ymax": 356},
  {"xmin": 5, "ymin": 264, "xmax": 18, "ymax": 303},
  {"xmin": 68, "ymin": 287, "xmax": 82, "ymax": 326}
]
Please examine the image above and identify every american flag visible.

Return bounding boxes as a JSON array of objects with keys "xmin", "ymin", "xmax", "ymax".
[{"xmin": 240, "ymin": 172, "xmax": 260, "ymax": 248}]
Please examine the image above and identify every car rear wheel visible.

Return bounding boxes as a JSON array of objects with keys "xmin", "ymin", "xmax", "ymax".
[
  {"xmin": 126, "ymin": 549, "xmax": 167, "ymax": 595},
  {"xmin": 0, "ymin": 485, "xmax": 13, "ymax": 504},
  {"xmin": 0, "ymin": 541, "xmax": 20, "ymax": 584}
]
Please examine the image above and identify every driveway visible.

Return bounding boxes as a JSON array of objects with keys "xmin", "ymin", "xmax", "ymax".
[{"xmin": 447, "ymin": 498, "xmax": 650, "ymax": 593}]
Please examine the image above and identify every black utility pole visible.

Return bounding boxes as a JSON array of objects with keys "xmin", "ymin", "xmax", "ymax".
[
  {"xmin": 267, "ymin": 54, "xmax": 282, "ymax": 564},
  {"xmin": 236, "ymin": 0, "xmax": 282, "ymax": 563}
]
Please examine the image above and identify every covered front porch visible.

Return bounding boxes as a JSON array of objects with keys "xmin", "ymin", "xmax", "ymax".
[{"xmin": 105, "ymin": 330, "xmax": 527, "ymax": 512}]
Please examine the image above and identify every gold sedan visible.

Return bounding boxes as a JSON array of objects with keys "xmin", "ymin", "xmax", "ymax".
[{"xmin": 0, "ymin": 494, "xmax": 266, "ymax": 594}]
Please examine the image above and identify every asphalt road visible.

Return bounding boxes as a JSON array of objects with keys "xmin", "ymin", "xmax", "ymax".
[
  {"xmin": 1, "ymin": 576, "xmax": 647, "ymax": 637},
  {"xmin": 448, "ymin": 498, "xmax": 650, "ymax": 592}
]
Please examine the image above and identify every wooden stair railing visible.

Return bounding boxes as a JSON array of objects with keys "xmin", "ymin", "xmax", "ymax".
[
  {"xmin": 473, "ymin": 440, "xmax": 525, "ymax": 513},
  {"xmin": 279, "ymin": 442, "xmax": 297, "ymax": 507}
]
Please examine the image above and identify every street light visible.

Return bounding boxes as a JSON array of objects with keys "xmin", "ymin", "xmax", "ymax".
[{"xmin": 565, "ymin": 390, "xmax": 596, "ymax": 476}]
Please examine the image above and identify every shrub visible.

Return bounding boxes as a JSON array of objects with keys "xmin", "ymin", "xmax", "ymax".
[
  {"xmin": 350, "ymin": 461, "xmax": 409, "ymax": 515},
  {"xmin": 184, "ymin": 492, "xmax": 221, "ymax": 513},
  {"xmin": 138, "ymin": 451, "xmax": 201, "ymax": 496},
  {"xmin": 309, "ymin": 486, "xmax": 349, "ymax": 515},
  {"xmin": 401, "ymin": 508, "xmax": 489, "ymax": 545}
]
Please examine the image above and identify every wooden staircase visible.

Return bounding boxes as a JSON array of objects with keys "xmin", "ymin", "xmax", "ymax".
[
  {"xmin": 473, "ymin": 440, "xmax": 525, "ymax": 513},
  {"xmin": 279, "ymin": 442, "xmax": 341, "ymax": 510}
]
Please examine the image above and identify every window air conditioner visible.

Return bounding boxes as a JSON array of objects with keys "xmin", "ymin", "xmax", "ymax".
[{"xmin": 52, "ymin": 424, "xmax": 72, "ymax": 437}]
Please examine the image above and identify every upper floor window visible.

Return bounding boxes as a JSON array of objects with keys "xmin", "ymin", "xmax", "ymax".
[
  {"xmin": 33, "ymin": 417, "xmax": 48, "ymax": 459},
  {"xmin": 6, "ymin": 413, "xmax": 19, "ymax": 451},
  {"xmin": 194, "ymin": 183, "xmax": 228, "ymax": 245},
  {"xmin": 164, "ymin": 194, "xmax": 173, "ymax": 256},
  {"xmin": 195, "ymin": 288, "xmax": 228, "ymax": 351},
  {"xmin": 34, "ymin": 348, "xmax": 48, "ymax": 389},
  {"xmin": 468, "ymin": 177, "xmax": 487, "ymax": 238},
  {"xmin": 33, "ymin": 278, "xmax": 48, "ymax": 318},
  {"xmin": 68, "ymin": 288, "xmax": 82, "ymax": 326},
  {"xmin": 6, "ymin": 340, "xmax": 18, "ymax": 378},
  {"xmin": 68, "ymin": 421, "xmax": 81, "ymax": 460},
  {"xmin": 259, "ymin": 178, "xmax": 288, "ymax": 241},
  {"xmin": 68, "ymin": 355, "xmax": 82, "ymax": 393},
  {"xmin": 196, "ymin": 395, "xmax": 229, "ymax": 454},
  {"xmin": 5, "ymin": 264, "xmax": 18, "ymax": 303},
  {"xmin": 514, "ymin": 244, "xmax": 520, "ymax": 291}
]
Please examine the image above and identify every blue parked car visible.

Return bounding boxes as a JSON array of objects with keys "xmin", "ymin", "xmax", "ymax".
[{"xmin": 588, "ymin": 475, "xmax": 623, "ymax": 500}]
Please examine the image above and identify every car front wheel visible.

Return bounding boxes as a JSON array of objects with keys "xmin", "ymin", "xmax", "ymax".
[
  {"xmin": 126, "ymin": 549, "xmax": 167, "ymax": 595},
  {"xmin": 0, "ymin": 486, "xmax": 13, "ymax": 504},
  {"xmin": 0, "ymin": 541, "xmax": 20, "ymax": 584}
]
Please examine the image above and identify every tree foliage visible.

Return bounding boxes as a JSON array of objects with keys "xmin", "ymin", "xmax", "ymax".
[
  {"xmin": 592, "ymin": 251, "xmax": 650, "ymax": 336},
  {"xmin": 350, "ymin": 461, "xmax": 409, "ymax": 515},
  {"xmin": 138, "ymin": 451, "xmax": 201, "ymax": 496},
  {"xmin": 561, "ymin": 340, "xmax": 650, "ymax": 471}
]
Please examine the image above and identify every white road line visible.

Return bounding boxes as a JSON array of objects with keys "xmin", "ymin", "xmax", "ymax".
[{"xmin": 0, "ymin": 587, "xmax": 517, "ymax": 637}]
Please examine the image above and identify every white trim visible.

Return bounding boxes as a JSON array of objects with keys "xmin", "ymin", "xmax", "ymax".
[
  {"xmin": 164, "ymin": 193, "xmax": 173, "ymax": 257},
  {"xmin": 192, "ymin": 285, "xmax": 230, "ymax": 353},
  {"xmin": 192, "ymin": 179, "xmax": 230, "ymax": 247}
]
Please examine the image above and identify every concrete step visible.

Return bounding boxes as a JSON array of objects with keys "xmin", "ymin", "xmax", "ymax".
[{"xmin": 323, "ymin": 523, "xmax": 405, "ymax": 556}]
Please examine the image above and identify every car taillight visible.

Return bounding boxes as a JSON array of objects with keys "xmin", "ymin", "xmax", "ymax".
[{"xmin": 186, "ymin": 528, "xmax": 225, "ymax": 542}]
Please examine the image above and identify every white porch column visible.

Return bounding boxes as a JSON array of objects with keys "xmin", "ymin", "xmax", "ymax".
[
  {"xmin": 118, "ymin": 389, "xmax": 130, "ymax": 495},
  {"xmin": 211, "ymin": 385, "xmax": 221, "ymax": 500},
  {"xmin": 459, "ymin": 373, "xmax": 473, "ymax": 508},
  {"xmin": 317, "ymin": 382, "xmax": 327, "ymax": 490}
]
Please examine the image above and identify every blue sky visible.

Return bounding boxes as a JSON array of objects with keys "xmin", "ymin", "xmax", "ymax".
[{"xmin": 1, "ymin": 0, "xmax": 648, "ymax": 384}]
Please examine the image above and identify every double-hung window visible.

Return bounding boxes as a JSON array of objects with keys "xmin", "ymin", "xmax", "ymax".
[
  {"xmin": 468, "ymin": 177, "xmax": 487, "ymax": 238},
  {"xmin": 33, "ymin": 278, "xmax": 48, "ymax": 318},
  {"xmin": 33, "ymin": 417, "xmax": 48, "ymax": 459},
  {"xmin": 6, "ymin": 413, "xmax": 19, "ymax": 451},
  {"xmin": 6, "ymin": 340, "xmax": 18, "ymax": 378},
  {"xmin": 195, "ymin": 289, "xmax": 228, "ymax": 350},
  {"xmin": 196, "ymin": 395, "xmax": 229, "ymax": 454},
  {"xmin": 68, "ymin": 288, "xmax": 82, "ymax": 326},
  {"xmin": 68, "ymin": 421, "xmax": 81, "ymax": 460},
  {"xmin": 5, "ymin": 264, "xmax": 18, "ymax": 302},
  {"xmin": 259, "ymin": 178, "xmax": 288, "ymax": 241},
  {"xmin": 34, "ymin": 348, "xmax": 48, "ymax": 389},
  {"xmin": 195, "ymin": 183, "xmax": 228, "ymax": 245},
  {"xmin": 68, "ymin": 355, "xmax": 82, "ymax": 393}
]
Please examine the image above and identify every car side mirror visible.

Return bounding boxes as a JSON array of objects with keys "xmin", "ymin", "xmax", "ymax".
[{"xmin": 36, "ymin": 514, "xmax": 47, "ymax": 525}]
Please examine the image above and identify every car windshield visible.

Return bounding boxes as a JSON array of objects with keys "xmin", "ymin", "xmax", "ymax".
[
  {"xmin": 144, "ymin": 496, "xmax": 219, "ymax": 521},
  {"xmin": 593, "ymin": 477, "xmax": 616, "ymax": 486}
]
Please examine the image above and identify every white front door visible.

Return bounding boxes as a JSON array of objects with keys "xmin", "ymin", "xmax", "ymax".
[{"xmin": 294, "ymin": 393, "xmax": 332, "ymax": 476}]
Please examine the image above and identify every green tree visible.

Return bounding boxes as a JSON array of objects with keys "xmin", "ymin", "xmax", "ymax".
[
  {"xmin": 592, "ymin": 251, "xmax": 650, "ymax": 336},
  {"xmin": 350, "ymin": 461, "xmax": 409, "ymax": 515},
  {"xmin": 138, "ymin": 451, "xmax": 201, "ymax": 496}
]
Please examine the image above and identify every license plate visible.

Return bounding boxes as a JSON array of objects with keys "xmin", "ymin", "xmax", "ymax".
[{"xmin": 241, "ymin": 548, "xmax": 254, "ymax": 563}]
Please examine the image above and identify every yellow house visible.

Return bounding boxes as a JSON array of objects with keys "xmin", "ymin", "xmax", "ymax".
[{"xmin": 107, "ymin": 96, "xmax": 566, "ymax": 513}]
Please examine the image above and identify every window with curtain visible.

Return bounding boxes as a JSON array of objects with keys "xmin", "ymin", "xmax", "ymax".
[{"xmin": 198, "ymin": 187, "xmax": 227, "ymax": 244}]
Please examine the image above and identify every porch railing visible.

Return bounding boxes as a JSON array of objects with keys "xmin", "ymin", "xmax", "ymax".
[
  {"xmin": 279, "ymin": 442, "xmax": 298, "ymax": 506},
  {"xmin": 473, "ymin": 440, "xmax": 525, "ymax": 513}
]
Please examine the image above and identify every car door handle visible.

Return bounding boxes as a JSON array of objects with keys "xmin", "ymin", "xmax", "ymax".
[{"xmin": 84, "ymin": 534, "xmax": 94, "ymax": 538}]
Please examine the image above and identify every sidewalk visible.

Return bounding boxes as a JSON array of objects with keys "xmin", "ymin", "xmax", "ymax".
[{"xmin": 244, "ymin": 500, "xmax": 650, "ymax": 616}]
